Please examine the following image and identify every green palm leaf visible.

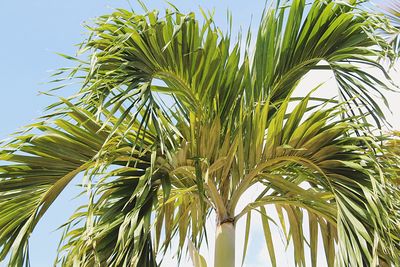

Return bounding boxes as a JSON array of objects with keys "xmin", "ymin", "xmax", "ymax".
[{"xmin": 378, "ymin": 0, "xmax": 400, "ymax": 55}]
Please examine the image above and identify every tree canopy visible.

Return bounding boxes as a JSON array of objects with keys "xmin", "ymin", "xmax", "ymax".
[{"xmin": 0, "ymin": 0, "xmax": 399, "ymax": 266}]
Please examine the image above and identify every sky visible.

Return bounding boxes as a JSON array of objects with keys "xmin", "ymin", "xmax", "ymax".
[{"xmin": 0, "ymin": 1, "xmax": 399, "ymax": 267}]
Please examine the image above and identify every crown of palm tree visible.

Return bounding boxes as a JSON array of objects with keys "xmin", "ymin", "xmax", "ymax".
[{"xmin": 0, "ymin": 1, "xmax": 399, "ymax": 267}]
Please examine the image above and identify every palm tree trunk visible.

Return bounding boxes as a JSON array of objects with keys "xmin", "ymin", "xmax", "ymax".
[{"xmin": 214, "ymin": 221, "xmax": 235, "ymax": 267}]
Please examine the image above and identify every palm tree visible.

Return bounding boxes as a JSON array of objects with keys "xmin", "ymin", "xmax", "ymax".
[{"xmin": 0, "ymin": 0, "xmax": 399, "ymax": 266}]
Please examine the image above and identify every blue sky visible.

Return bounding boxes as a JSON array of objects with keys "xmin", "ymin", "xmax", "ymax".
[
  {"xmin": 0, "ymin": 0, "xmax": 261, "ymax": 137},
  {"xmin": 0, "ymin": 1, "xmax": 399, "ymax": 267}
]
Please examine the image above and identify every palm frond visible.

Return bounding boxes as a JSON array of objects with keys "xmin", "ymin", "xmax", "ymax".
[
  {"xmin": 251, "ymin": 0, "xmax": 395, "ymax": 127},
  {"xmin": 0, "ymin": 103, "xmax": 161, "ymax": 266},
  {"xmin": 231, "ymin": 94, "xmax": 400, "ymax": 266},
  {"xmin": 377, "ymin": 0, "xmax": 400, "ymax": 55}
]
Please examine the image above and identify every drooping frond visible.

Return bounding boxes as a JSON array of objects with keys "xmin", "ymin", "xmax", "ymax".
[
  {"xmin": 0, "ymin": 103, "xmax": 161, "ymax": 266},
  {"xmin": 56, "ymin": 7, "xmax": 246, "ymax": 140},
  {"xmin": 250, "ymin": 0, "xmax": 395, "ymax": 127},
  {"xmin": 232, "ymin": 96, "xmax": 400, "ymax": 266}
]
